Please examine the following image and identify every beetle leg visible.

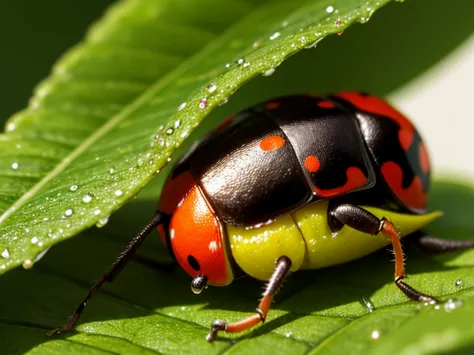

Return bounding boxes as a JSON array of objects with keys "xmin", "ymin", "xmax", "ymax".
[
  {"xmin": 207, "ymin": 255, "xmax": 292, "ymax": 342},
  {"xmin": 408, "ymin": 232, "xmax": 474, "ymax": 254},
  {"xmin": 329, "ymin": 204, "xmax": 438, "ymax": 304},
  {"xmin": 48, "ymin": 211, "xmax": 166, "ymax": 336}
]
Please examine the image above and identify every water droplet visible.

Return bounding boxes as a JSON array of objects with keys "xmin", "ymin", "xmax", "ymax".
[
  {"xmin": 326, "ymin": 5, "xmax": 334, "ymax": 13},
  {"xmin": 262, "ymin": 68, "xmax": 276, "ymax": 76},
  {"xmin": 199, "ymin": 98, "xmax": 208, "ymax": 109},
  {"xmin": 109, "ymin": 167, "xmax": 116, "ymax": 174},
  {"xmin": 64, "ymin": 208, "xmax": 74, "ymax": 217},
  {"xmin": 237, "ymin": 58, "xmax": 245, "ymax": 65},
  {"xmin": 269, "ymin": 32, "xmax": 280, "ymax": 40},
  {"xmin": 362, "ymin": 297, "xmax": 375, "ymax": 312},
  {"xmin": 455, "ymin": 279, "xmax": 463, "ymax": 286},
  {"xmin": 6, "ymin": 122, "xmax": 16, "ymax": 132},
  {"xmin": 174, "ymin": 120, "xmax": 181, "ymax": 129},
  {"xmin": 252, "ymin": 41, "xmax": 260, "ymax": 48},
  {"xmin": 359, "ymin": 16, "xmax": 369, "ymax": 23},
  {"xmin": 444, "ymin": 298, "xmax": 463, "ymax": 312},
  {"xmin": 70, "ymin": 185, "xmax": 78, "ymax": 192},
  {"xmin": 166, "ymin": 128, "xmax": 174, "ymax": 135},
  {"xmin": 371, "ymin": 330, "xmax": 380, "ymax": 340},
  {"xmin": 11, "ymin": 162, "xmax": 19, "ymax": 170},
  {"xmin": 96, "ymin": 215, "xmax": 110, "ymax": 228},
  {"xmin": 30, "ymin": 237, "xmax": 39, "ymax": 244},
  {"xmin": 285, "ymin": 331, "xmax": 292, "ymax": 338},
  {"xmin": 218, "ymin": 97, "xmax": 229, "ymax": 106},
  {"xmin": 23, "ymin": 260, "xmax": 33, "ymax": 269},
  {"xmin": 114, "ymin": 190, "xmax": 123, "ymax": 197},
  {"xmin": 94, "ymin": 209, "xmax": 101, "ymax": 216},
  {"xmin": 207, "ymin": 84, "xmax": 217, "ymax": 93},
  {"xmin": 82, "ymin": 194, "xmax": 93, "ymax": 203},
  {"xmin": 177, "ymin": 102, "xmax": 186, "ymax": 111},
  {"xmin": 1, "ymin": 249, "xmax": 10, "ymax": 259},
  {"xmin": 225, "ymin": 63, "xmax": 231, "ymax": 69},
  {"xmin": 281, "ymin": 21, "xmax": 288, "ymax": 27}
]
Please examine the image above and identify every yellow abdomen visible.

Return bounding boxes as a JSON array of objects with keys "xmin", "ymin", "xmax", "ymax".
[{"xmin": 227, "ymin": 201, "xmax": 441, "ymax": 281}]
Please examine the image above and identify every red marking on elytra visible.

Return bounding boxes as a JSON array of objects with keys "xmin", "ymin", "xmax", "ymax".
[
  {"xmin": 336, "ymin": 91, "xmax": 415, "ymax": 151},
  {"xmin": 260, "ymin": 136, "xmax": 285, "ymax": 151},
  {"xmin": 266, "ymin": 102, "xmax": 280, "ymax": 110},
  {"xmin": 317, "ymin": 100, "xmax": 336, "ymax": 109},
  {"xmin": 313, "ymin": 166, "xmax": 367, "ymax": 197},
  {"xmin": 419, "ymin": 142, "xmax": 430, "ymax": 174},
  {"xmin": 381, "ymin": 161, "xmax": 427, "ymax": 211},
  {"xmin": 398, "ymin": 129, "xmax": 414, "ymax": 152},
  {"xmin": 216, "ymin": 116, "xmax": 235, "ymax": 130},
  {"xmin": 304, "ymin": 155, "xmax": 320, "ymax": 173}
]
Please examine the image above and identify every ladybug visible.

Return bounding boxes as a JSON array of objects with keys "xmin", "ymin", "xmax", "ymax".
[{"xmin": 50, "ymin": 92, "xmax": 474, "ymax": 341}]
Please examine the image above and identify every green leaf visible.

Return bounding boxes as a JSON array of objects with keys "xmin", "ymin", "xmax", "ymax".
[
  {"xmin": 2, "ymin": 0, "xmax": 474, "ymax": 354},
  {"xmin": 1, "ymin": 178, "xmax": 474, "ymax": 355},
  {"xmin": 0, "ymin": 0, "xmax": 391, "ymax": 273}
]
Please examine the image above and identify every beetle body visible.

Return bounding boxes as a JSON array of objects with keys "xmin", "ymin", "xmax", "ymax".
[
  {"xmin": 52, "ymin": 92, "xmax": 474, "ymax": 342},
  {"xmin": 158, "ymin": 92, "xmax": 435, "ymax": 285}
]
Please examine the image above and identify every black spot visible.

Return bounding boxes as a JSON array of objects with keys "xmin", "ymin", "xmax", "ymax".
[{"xmin": 187, "ymin": 255, "xmax": 200, "ymax": 271}]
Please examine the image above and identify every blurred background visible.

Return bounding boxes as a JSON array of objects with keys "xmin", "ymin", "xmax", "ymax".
[{"xmin": 0, "ymin": 0, "xmax": 473, "ymax": 176}]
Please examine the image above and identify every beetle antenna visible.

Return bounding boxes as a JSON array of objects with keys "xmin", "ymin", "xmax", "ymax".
[{"xmin": 48, "ymin": 211, "xmax": 165, "ymax": 336}]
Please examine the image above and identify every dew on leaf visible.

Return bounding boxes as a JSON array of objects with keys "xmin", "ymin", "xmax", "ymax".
[
  {"xmin": 94, "ymin": 209, "xmax": 101, "ymax": 216},
  {"xmin": 23, "ymin": 260, "xmax": 33, "ymax": 269},
  {"xmin": 30, "ymin": 237, "xmax": 39, "ymax": 244},
  {"xmin": 225, "ymin": 63, "xmax": 231, "ymax": 69},
  {"xmin": 114, "ymin": 190, "xmax": 123, "ymax": 197},
  {"xmin": 207, "ymin": 84, "xmax": 217, "ymax": 93},
  {"xmin": 69, "ymin": 185, "xmax": 78, "ymax": 192},
  {"xmin": 1, "ymin": 249, "xmax": 10, "ymax": 259},
  {"xmin": 269, "ymin": 32, "xmax": 280, "ymax": 40},
  {"xmin": 218, "ymin": 97, "xmax": 229, "ymax": 106},
  {"xmin": 177, "ymin": 102, "xmax": 187, "ymax": 111},
  {"xmin": 455, "ymin": 279, "xmax": 463, "ymax": 286},
  {"xmin": 326, "ymin": 5, "xmax": 335, "ymax": 13},
  {"xmin": 362, "ymin": 297, "xmax": 375, "ymax": 312},
  {"xmin": 11, "ymin": 162, "xmax": 19, "ymax": 170},
  {"xmin": 174, "ymin": 120, "xmax": 181, "ymax": 129},
  {"xmin": 371, "ymin": 330, "xmax": 380, "ymax": 340},
  {"xmin": 199, "ymin": 98, "xmax": 208, "ymax": 109},
  {"xmin": 64, "ymin": 208, "xmax": 74, "ymax": 217},
  {"xmin": 109, "ymin": 167, "xmax": 116, "ymax": 174},
  {"xmin": 166, "ymin": 128, "xmax": 174, "ymax": 135},
  {"xmin": 96, "ymin": 215, "xmax": 110, "ymax": 228},
  {"xmin": 262, "ymin": 68, "xmax": 276, "ymax": 76},
  {"xmin": 444, "ymin": 299, "xmax": 463, "ymax": 312},
  {"xmin": 82, "ymin": 194, "xmax": 93, "ymax": 203}
]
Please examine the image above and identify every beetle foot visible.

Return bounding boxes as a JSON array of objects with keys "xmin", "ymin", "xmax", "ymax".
[{"xmin": 207, "ymin": 319, "xmax": 226, "ymax": 342}]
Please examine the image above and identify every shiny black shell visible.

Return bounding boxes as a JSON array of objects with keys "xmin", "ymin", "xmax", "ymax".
[{"xmin": 168, "ymin": 92, "xmax": 430, "ymax": 226}]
